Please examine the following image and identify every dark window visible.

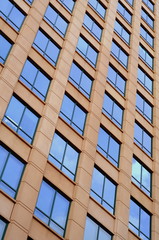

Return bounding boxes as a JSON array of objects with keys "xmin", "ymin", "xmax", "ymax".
[
  {"xmin": 103, "ymin": 93, "xmax": 124, "ymax": 128},
  {"xmin": 84, "ymin": 216, "xmax": 112, "ymax": 240},
  {"xmin": 114, "ymin": 19, "xmax": 130, "ymax": 44},
  {"xmin": 117, "ymin": 2, "xmax": 132, "ymax": 24},
  {"xmin": 129, "ymin": 199, "xmax": 151, "ymax": 240},
  {"xmin": 0, "ymin": 33, "xmax": 12, "ymax": 64},
  {"xmin": 111, "ymin": 41, "xmax": 129, "ymax": 68},
  {"xmin": 136, "ymin": 92, "xmax": 153, "ymax": 122},
  {"xmin": 69, "ymin": 62, "xmax": 93, "ymax": 98},
  {"xmin": 0, "ymin": 217, "xmax": 8, "ymax": 240},
  {"xmin": 126, "ymin": 0, "xmax": 134, "ymax": 6},
  {"xmin": 44, "ymin": 5, "xmax": 68, "ymax": 37},
  {"xmin": 3, "ymin": 96, "xmax": 39, "ymax": 144},
  {"xmin": 33, "ymin": 29, "xmax": 60, "ymax": 66},
  {"xmin": 139, "ymin": 44, "xmax": 153, "ymax": 69},
  {"xmin": 132, "ymin": 156, "xmax": 151, "ymax": 196},
  {"xmin": 83, "ymin": 13, "xmax": 102, "ymax": 41},
  {"xmin": 0, "ymin": 145, "xmax": 25, "ymax": 198},
  {"xmin": 107, "ymin": 65, "xmax": 126, "ymax": 96},
  {"xmin": 137, "ymin": 67, "xmax": 153, "ymax": 94},
  {"xmin": 88, "ymin": 0, "xmax": 106, "ymax": 19},
  {"xmin": 76, "ymin": 36, "xmax": 98, "ymax": 67},
  {"xmin": 0, "ymin": 0, "xmax": 25, "ymax": 31},
  {"xmin": 97, "ymin": 127, "xmax": 120, "ymax": 167},
  {"xmin": 134, "ymin": 122, "xmax": 152, "ymax": 156},
  {"xmin": 58, "ymin": 0, "xmax": 75, "ymax": 12},
  {"xmin": 60, "ymin": 94, "xmax": 87, "ymax": 135},
  {"xmin": 91, "ymin": 167, "xmax": 116, "ymax": 214},
  {"xmin": 140, "ymin": 25, "xmax": 154, "ymax": 47},
  {"xmin": 48, "ymin": 133, "xmax": 79, "ymax": 181},
  {"xmin": 24, "ymin": 0, "xmax": 33, "ymax": 4},
  {"xmin": 142, "ymin": 0, "xmax": 154, "ymax": 12},
  {"xmin": 19, "ymin": 59, "xmax": 51, "ymax": 101},
  {"xmin": 34, "ymin": 180, "xmax": 70, "ymax": 237},
  {"xmin": 141, "ymin": 8, "xmax": 154, "ymax": 29}
]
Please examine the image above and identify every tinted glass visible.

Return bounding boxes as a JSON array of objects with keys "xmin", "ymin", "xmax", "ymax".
[
  {"xmin": 0, "ymin": 218, "xmax": 7, "ymax": 240},
  {"xmin": 111, "ymin": 41, "xmax": 128, "ymax": 68},
  {"xmin": 137, "ymin": 67, "xmax": 153, "ymax": 94},
  {"xmin": 0, "ymin": 34, "xmax": 12, "ymax": 64},
  {"xmin": 136, "ymin": 92, "xmax": 152, "ymax": 122},
  {"xmin": 141, "ymin": 9, "xmax": 154, "ymax": 29},
  {"xmin": 114, "ymin": 20, "xmax": 130, "ymax": 44},
  {"xmin": 117, "ymin": 2, "xmax": 132, "ymax": 24},
  {"xmin": 58, "ymin": 0, "xmax": 75, "ymax": 12},
  {"xmin": 143, "ymin": 0, "xmax": 154, "ymax": 12},
  {"xmin": 88, "ymin": 0, "xmax": 106, "ymax": 19},
  {"xmin": 139, "ymin": 45, "xmax": 153, "ymax": 69},
  {"xmin": 140, "ymin": 25, "xmax": 154, "ymax": 47}
]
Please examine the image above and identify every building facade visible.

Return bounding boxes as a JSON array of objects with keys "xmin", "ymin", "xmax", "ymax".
[{"xmin": 0, "ymin": 0, "xmax": 159, "ymax": 239}]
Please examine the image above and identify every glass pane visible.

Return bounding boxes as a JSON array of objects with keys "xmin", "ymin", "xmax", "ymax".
[
  {"xmin": 72, "ymin": 105, "xmax": 86, "ymax": 133},
  {"xmin": 108, "ymin": 137, "xmax": 119, "ymax": 165},
  {"xmin": 103, "ymin": 178, "xmax": 116, "ymax": 208},
  {"xmin": 91, "ymin": 168, "xmax": 104, "ymax": 198},
  {"xmin": 0, "ymin": 146, "xmax": 8, "ymax": 175},
  {"xmin": 0, "ymin": 219, "xmax": 7, "ymax": 240},
  {"xmin": 98, "ymin": 227, "xmax": 112, "ymax": 240},
  {"xmin": 129, "ymin": 200, "xmax": 139, "ymax": 228},
  {"xmin": 9, "ymin": 6, "xmax": 25, "ymax": 30},
  {"xmin": 132, "ymin": 158, "xmax": 141, "ymax": 182},
  {"xmin": 140, "ymin": 209, "xmax": 150, "ymax": 237},
  {"xmin": 63, "ymin": 144, "xmax": 78, "ymax": 173},
  {"xmin": 98, "ymin": 128, "xmax": 109, "ymax": 154},
  {"xmin": 77, "ymin": 37, "xmax": 88, "ymax": 55},
  {"xmin": 34, "ymin": 30, "xmax": 48, "ymax": 53},
  {"xmin": 0, "ymin": 35, "xmax": 12, "ymax": 63},
  {"xmin": 142, "ymin": 167, "xmax": 151, "ymax": 191},
  {"xmin": 84, "ymin": 217, "xmax": 98, "ymax": 240},
  {"xmin": 60, "ymin": 95, "xmax": 74, "ymax": 121},
  {"xmin": 49, "ymin": 133, "xmax": 66, "ymax": 163}
]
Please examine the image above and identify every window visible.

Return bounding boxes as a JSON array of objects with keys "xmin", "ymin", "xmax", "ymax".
[
  {"xmin": 84, "ymin": 216, "xmax": 112, "ymax": 240},
  {"xmin": 88, "ymin": 0, "xmax": 106, "ymax": 19},
  {"xmin": 117, "ymin": 2, "xmax": 132, "ymax": 24},
  {"xmin": 91, "ymin": 167, "xmax": 116, "ymax": 214},
  {"xmin": 97, "ymin": 127, "xmax": 120, "ymax": 167},
  {"xmin": 134, "ymin": 122, "xmax": 152, "ymax": 156},
  {"xmin": 114, "ymin": 19, "xmax": 130, "ymax": 44},
  {"xmin": 58, "ymin": 0, "xmax": 75, "ymax": 12},
  {"xmin": 140, "ymin": 25, "xmax": 154, "ymax": 47},
  {"xmin": 44, "ymin": 5, "xmax": 68, "ymax": 37},
  {"xmin": 33, "ymin": 29, "xmax": 60, "ymax": 66},
  {"xmin": 48, "ymin": 133, "xmax": 79, "ymax": 181},
  {"xmin": 76, "ymin": 36, "xmax": 98, "ymax": 67},
  {"xmin": 142, "ymin": 0, "xmax": 154, "ymax": 12},
  {"xmin": 0, "ymin": 33, "xmax": 12, "ymax": 64},
  {"xmin": 141, "ymin": 8, "xmax": 154, "ymax": 29},
  {"xmin": 102, "ymin": 93, "xmax": 124, "ymax": 128},
  {"xmin": 137, "ymin": 67, "xmax": 153, "ymax": 94},
  {"xmin": 126, "ymin": 0, "xmax": 134, "ymax": 6},
  {"xmin": 0, "ymin": 217, "xmax": 8, "ymax": 240},
  {"xmin": 34, "ymin": 180, "xmax": 70, "ymax": 237},
  {"xmin": 111, "ymin": 41, "xmax": 129, "ymax": 68},
  {"xmin": 136, "ymin": 92, "xmax": 153, "ymax": 122},
  {"xmin": 0, "ymin": 145, "xmax": 25, "ymax": 198},
  {"xmin": 139, "ymin": 44, "xmax": 153, "ymax": 69},
  {"xmin": 69, "ymin": 62, "xmax": 93, "ymax": 98},
  {"xmin": 60, "ymin": 94, "xmax": 87, "ymax": 135},
  {"xmin": 132, "ymin": 156, "xmax": 151, "ymax": 196},
  {"xmin": 19, "ymin": 59, "xmax": 51, "ymax": 101},
  {"xmin": 0, "ymin": 0, "xmax": 25, "ymax": 31},
  {"xmin": 3, "ymin": 96, "xmax": 39, "ymax": 144},
  {"xmin": 107, "ymin": 65, "xmax": 126, "ymax": 96},
  {"xmin": 129, "ymin": 199, "xmax": 151, "ymax": 240},
  {"xmin": 83, "ymin": 13, "xmax": 102, "ymax": 41},
  {"xmin": 24, "ymin": 0, "xmax": 33, "ymax": 4}
]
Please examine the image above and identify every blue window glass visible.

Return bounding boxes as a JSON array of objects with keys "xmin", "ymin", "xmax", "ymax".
[
  {"xmin": 58, "ymin": 0, "xmax": 75, "ymax": 12},
  {"xmin": 136, "ymin": 92, "xmax": 153, "ymax": 123},
  {"xmin": 0, "ymin": 217, "xmax": 8, "ymax": 240},
  {"xmin": 0, "ymin": 145, "xmax": 24, "ymax": 198},
  {"xmin": 111, "ymin": 41, "xmax": 129, "ymax": 68},
  {"xmin": 33, "ymin": 29, "xmax": 61, "ymax": 66},
  {"xmin": 103, "ymin": 93, "xmax": 124, "ymax": 128},
  {"xmin": 60, "ymin": 94, "xmax": 87, "ymax": 135},
  {"xmin": 137, "ymin": 67, "xmax": 153, "ymax": 94},
  {"xmin": 117, "ymin": 2, "xmax": 132, "ymax": 24},
  {"xmin": 142, "ymin": 0, "xmax": 154, "ymax": 12},
  {"xmin": 140, "ymin": 25, "xmax": 154, "ymax": 48},
  {"xmin": 126, "ymin": 0, "xmax": 134, "ymax": 6},
  {"xmin": 114, "ymin": 20, "xmax": 130, "ymax": 44},
  {"xmin": 48, "ymin": 133, "xmax": 79, "ymax": 181},
  {"xmin": 129, "ymin": 199, "xmax": 151, "ymax": 240},
  {"xmin": 3, "ymin": 96, "xmax": 39, "ymax": 144},
  {"xmin": 84, "ymin": 216, "xmax": 112, "ymax": 240},
  {"xmin": 0, "ymin": 33, "xmax": 12, "ymax": 64},
  {"xmin": 132, "ymin": 156, "xmax": 151, "ymax": 196},
  {"xmin": 25, "ymin": 0, "xmax": 33, "ymax": 4},
  {"xmin": 83, "ymin": 13, "xmax": 102, "ymax": 41},
  {"xmin": 19, "ymin": 59, "xmax": 50, "ymax": 101},
  {"xmin": 76, "ymin": 36, "xmax": 98, "ymax": 67},
  {"xmin": 134, "ymin": 122, "xmax": 152, "ymax": 156},
  {"xmin": 88, "ymin": 0, "xmax": 106, "ymax": 19},
  {"xmin": 69, "ymin": 62, "xmax": 93, "ymax": 98},
  {"xmin": 44, "ymin": 5, "xmax": 68, "ymax": 37},
  {"xmin": 0, "ymin": 0, "xmax": 25, "ymax": 31},
  {"xmin": 91, "ymin": 167, "xmax": 116, "ymax": 214},
  {"xmin": 107, "ymin": 65, "xmax": 126, "ymax": 96},
  {"xmin": 97, "ymin": 127, "xmax": 120, "ymax": 167},
  {"xmin": 34, "ymin": 180, "xmax": 70, "ymax": 237},
  {"xmin": 139, "ymin": 44, "xmax": 153, "ymax": 69},
  {"xmin": 141, "ymin": 8, "xmax": 154, "ymax": 29}
]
